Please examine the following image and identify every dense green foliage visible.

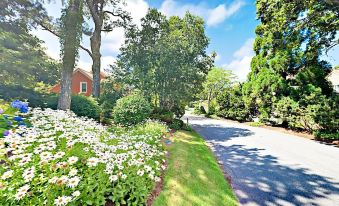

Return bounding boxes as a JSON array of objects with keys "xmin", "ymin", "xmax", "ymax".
[
  {"xmin": 0, "ymin": 88, "xmax": 100, "ymax": 120},
  {"xmin": 112, "ymin": 94, "xmax": 152, "ymax": 126},
  {"xmin": 99, "ymin": 77, "xmax": 124, "ymax": 123},
  {"xmin": 193, "ymin": 103, "xmax": 206, "ymax": 115},
  {"xmin": 70, "ymin": 95, "xmax": 100, "ymax": 120},
  {"xmin": 0, "ymin": 85, "xmax": 56, "ymax": 109},
  {"xmin": 216, "ymin": 85, "xmax": 249, "ymax": 121},
  {"xmin": 0, "ymin": 0, "xmax": 60, "ymax": 88},
  {"xmin": 150, "ymin": 108, "xmax": 174, "ymax": 124},
  {"xmin": 215, "ymin": 0, "xmax": 339, "ymax": 138},
  {"xmin": 114, "ymin": 9, "xmax": 213, "ymax": 116},
  {"xmin": 202, "ymin": 68, "xmax": 235, "ymax": 114}
]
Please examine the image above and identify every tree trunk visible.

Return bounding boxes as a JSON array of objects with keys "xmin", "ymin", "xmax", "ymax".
[
  {"xmin": 58, "ymin": 0, "xmax": 82, "ymax": 110},
  {"xmin": 90, "ymin": 27, "xmax": 101, "ymax": 97},
  {"xmin": 207, "ymin": 89, "xmax": 212, "ymax": 114},
  {"xmin": 58, "ymin": 68, "xmax": 73, "ymax": 110}
]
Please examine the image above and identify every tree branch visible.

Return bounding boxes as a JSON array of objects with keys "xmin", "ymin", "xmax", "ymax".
[{"xmin": 39, "ymin": 23, "xmax": 93, "ymax": 58}]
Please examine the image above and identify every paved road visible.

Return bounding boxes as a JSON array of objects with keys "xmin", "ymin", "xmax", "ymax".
[{"xmin": 184, "ymin": 114, "xmax": 339, "ymax": 206}]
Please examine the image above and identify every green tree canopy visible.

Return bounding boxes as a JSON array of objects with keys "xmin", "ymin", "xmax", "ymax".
[
  {"xmin": 202, "ymin": 67, "xmax": 235, "ymax": 112},
  {"xmin": 0, "ymin": 0, "xmax": 60, "ymax": 88},
  {"xmin": 114, "ymin": 9, "xmax": 214, "ymax": 116}
]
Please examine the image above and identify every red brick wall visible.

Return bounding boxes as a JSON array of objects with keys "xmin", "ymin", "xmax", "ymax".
[{"xmin": 50, "ymin": 71, "xmax": 93, "ymax": 96}]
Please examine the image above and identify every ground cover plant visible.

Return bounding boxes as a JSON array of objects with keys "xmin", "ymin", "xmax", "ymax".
[
  {"xmin": 153, "ymin": 131, "xmax": 238, "ymax": 206},
  {"xmin": 0, "ymin": 101, "xmax": 167, "ymax": 205}
]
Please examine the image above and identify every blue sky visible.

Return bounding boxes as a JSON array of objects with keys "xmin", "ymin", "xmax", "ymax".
[{"xmin": 33, "ymin": 0, "xmax": 338, "ymax": 81}]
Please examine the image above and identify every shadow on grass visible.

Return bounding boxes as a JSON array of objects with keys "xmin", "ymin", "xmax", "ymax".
[
  {"xmin": 153, "ymin": 131, "xmax": 238, "ymax": 206},
  {"xmin": 190, "ymin": 123, "xmax": 339, "ymax": 206}
]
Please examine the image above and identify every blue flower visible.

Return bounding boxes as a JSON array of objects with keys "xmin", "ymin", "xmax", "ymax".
[
  {"xmin": 3, "ymin": 115, "xmax": 8, "ymax": 119},
  {"xmin": 10, "ymin": 100, "xmax": 29, "ymax": 113},
  {"xmin": 14, "ymin": 116, "xmax": 23, "ymax": 121},
  {"xmin": 3, "ymin": 130, "xmax": 9, "ymax": 136},
  {"xmin": 0, "ymin": 109, "xmax": 3, "ymax": 114},
  {"xmin": 20, "ymin": 106, "xmax": 29, "ymax": 113},
  {"xmin": 7, "ymin": 121, "xmax": 12, "ymax": 126},
  {"xmin": 18, "ymin": 121, "xmax": 26, "ymax": 126},
  {"xmin": 11, "ymin": 100, "xmax": 22, "ymax": 108}
]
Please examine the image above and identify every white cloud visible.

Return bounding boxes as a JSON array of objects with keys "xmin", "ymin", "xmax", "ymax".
[
  {"xmin": 101, "ymin": 56, "xmax": 116, "ymax": 70},
  {"xmin": 100, "ymin": 0, "xmax": 149, "ymax": 55},
  {"xmin": 159, "ymin": 0, "xmax": 245, "ymax": 27},
  {"xmin": 214, "ymin": 53, "xmax": 221, "ymax": 62},
  {"xmin": 223, "ymin": 38, "xmax": 254, "ymax": 82},
  {"xmin": 124, "ymin": 0, "xmax": 149, "ymax": 26},
  {"xmin": 233, "ymin": 38, "xmax": 254, "ymax": 58},
  {"xmin": 207, "ymin": 1, "xmax": 244, "ymax": 26},
  {"xmin": 101, "ymin": 28, "xmax": 125, "ymax": 54},
  {"xmin": 159, "ymin": 0, "xmax": 206, "ymax": 18}
]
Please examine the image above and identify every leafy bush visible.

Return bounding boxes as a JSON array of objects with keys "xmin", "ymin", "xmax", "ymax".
[
  {"xmin": 0, "ymin": 84, "xmax": 55, "ymax": 108},
  {"xmin": 193, "ymin": 104, "xmax": 206, "ymax": 115},
  {"xmin": 207, "ymin": 99, "xmax": 217, "ymax": 115},
  {"xmin": 150, "ymin": 108, "xmax": 174, "ymax": 123},
  {"xmin": 70, "ymin": 95, "xmax": 100, "ymax": 120},
  {"xmin": 314, "ymin": 130, "xmax": 339, "ymax": 140},
  {"xmin": 0, "ymin": 108, "xmax": 167, "ymax": 205},
  {"xmin": 249, "ymin": 122, "xmax": 264, "ymax": 127},
  {"xmin": 216, "ymin": 86, "xmax": 249, "ymax": 121},
  {"xmin": 99, "ymin": 78, "xmax": 124, "ymax": 123},
  {"xmin": 112, "ymin": 94, "xmax": 152, "ymax": 126},
  {"xmin": 169, "ymin": 119, "xmax": 184, "ymax": 130}
]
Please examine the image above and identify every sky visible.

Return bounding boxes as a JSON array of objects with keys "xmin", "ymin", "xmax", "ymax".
[{"xmin": 32, "ymin": 0, "xmax": 339, "ymax": 82}]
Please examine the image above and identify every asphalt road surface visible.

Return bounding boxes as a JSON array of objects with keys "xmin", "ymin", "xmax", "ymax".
[{"xmin": 184, "ymin": 114, "xmax": 339, "ymax": 206}]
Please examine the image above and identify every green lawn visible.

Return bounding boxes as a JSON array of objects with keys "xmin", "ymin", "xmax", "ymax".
[{"xmin": 153, "ymin": 131, "xmax": 238, "ymax": 206}]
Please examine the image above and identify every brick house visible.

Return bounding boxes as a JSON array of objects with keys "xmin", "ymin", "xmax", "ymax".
[{"xmin": 50, "ymin": 68, "xmax": 106, "ymax": 96}]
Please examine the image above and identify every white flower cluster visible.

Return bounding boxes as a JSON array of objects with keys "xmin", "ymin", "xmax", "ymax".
[{"xmin": 0, "ymin": 108, "xmax": 166, "ymax": 205}]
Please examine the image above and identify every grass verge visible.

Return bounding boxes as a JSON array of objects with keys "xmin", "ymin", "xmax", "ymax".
[{"xmin": 153, "ymin": 131, "xmax": 238, "ymax": 206}]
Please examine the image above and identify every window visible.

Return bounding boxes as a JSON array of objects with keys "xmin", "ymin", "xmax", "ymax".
[
  {"xmin": 335, "ymin": 85, "xmax": 339, "ymax": 93},
  {"xmin": 80, "ymin": 82, "xmax": 87, "ymax": 93}
]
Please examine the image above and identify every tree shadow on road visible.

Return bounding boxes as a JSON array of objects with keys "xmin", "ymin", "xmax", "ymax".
[
  {"xmin": 193, "ymin": 124, "xmax": 255, "ymax": 142},
  {"xmin": 213, "ymin": 143, "xmax": 339, "ymax": 206},
  {"xmin": 190, "ymin": 123, "xmax": 339, "ymax": 206}
]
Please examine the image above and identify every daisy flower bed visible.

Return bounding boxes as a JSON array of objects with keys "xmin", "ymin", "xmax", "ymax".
[{"xmin": 0, "ymin": 104, "xmax": 167, "ymax": 206}]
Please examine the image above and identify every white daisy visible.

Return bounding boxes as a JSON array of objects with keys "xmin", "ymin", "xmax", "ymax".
[
  {"xmin": 69, "ymin": 168, "xmax": 78, "ymax": 176},
  {"xmin": 137, "ymin": 169, "xmax": 144, "ymax": 176},
  {"xmin": 68, "ymin": 156, "xmax": 78, "ymax": 165},
  {"xmin": 109, "ymin": 175, "xmax": 118, "ymax": 182},
  {"xmin": 72, "ymin": 191, "xmax": 80, "ymax": 197},
  {"xmin": 54, "ymin": 196, "xmax": 67, "ymax": 206},
  {"xmin": 1, "ymin": 170, "xmax": 13, "ymax": 180},
  {"xmin": 87, "ymin": 157, "xmax": 99, "ymax": 167},
  {"xmin": 67, "ymin": 176, "xmax": 80, "ymax": 188}
]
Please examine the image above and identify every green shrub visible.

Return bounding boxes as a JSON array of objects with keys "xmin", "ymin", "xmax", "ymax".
[
  {"xmin": 193, "ymin": 104, "xmax": 206, "ymax": 115},
  {"xmin": 150, "ymin": 107, "xmax": 174, "ymax": 123},
  {"xmin": 249, "ymin": 122, "xmax": 264, "ymax": 127},
  {"xmin": 169, "ymin": 119, "xmax": 184, "ymax": 130},
  {"xmin": 0, "ymin": 84, "xmax": 56, "ymax": 108},
  {"xmin": 70, "ymin": 95, "xmax": 100, "ymax": 120},
  {"xmin": 112, "ymin": 94, "xmax": 152, "ymax": 126},
  {"xmin": 216, "ymin": 86, "xmax": 249, "ymax": 121},
  {"xmin": 314, "ymin": 130, "xmax": 339, "ymax": 140},
  {"xmin": 207, "ymin": 99, "xmax": 217, "ymax": 115},
  {"xmin": 99, "ymin": 79, "xmax": 123, "ymax": 123}
]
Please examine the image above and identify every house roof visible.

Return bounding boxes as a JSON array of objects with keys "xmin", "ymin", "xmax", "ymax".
[
  {"xmin": 328, "ymin": 69, "xmax": 339, "ymax": 86},
  {"xmin": 74, "ymin": 68, "xmax": 107, "ymax": 80}
]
